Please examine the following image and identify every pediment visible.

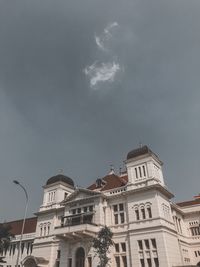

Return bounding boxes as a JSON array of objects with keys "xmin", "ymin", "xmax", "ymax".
[{"xmin": 61, "ymin": 188, "xmax": 102, "ymax": 204}]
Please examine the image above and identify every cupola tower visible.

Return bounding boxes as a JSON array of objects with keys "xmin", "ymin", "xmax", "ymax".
[{"xmin": 126, "ymin": 145, "xmax": 164, "ymax": 186}]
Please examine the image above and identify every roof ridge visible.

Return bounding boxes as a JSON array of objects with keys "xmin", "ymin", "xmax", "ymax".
[{"xmin": 2, "ymin": 216, "xmax": 37, "ymax": 224}]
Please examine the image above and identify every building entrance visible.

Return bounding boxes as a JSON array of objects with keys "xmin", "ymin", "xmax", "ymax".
[
  {"xmin": 23, "ymin": 257, "xmax": 37, "ymax": 267},
  {"xmin": 75, "ymin": 247, "xmax": 85, "ymax": 267}
]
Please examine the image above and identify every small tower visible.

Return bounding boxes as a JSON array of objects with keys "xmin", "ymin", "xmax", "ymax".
[
  {"xmin": 40, "ymin": 174, "xmax": 75, "ymax": 212},
  {"xmin": 125, "ymin": 145, "xmax": 164, "ymax": 186}
]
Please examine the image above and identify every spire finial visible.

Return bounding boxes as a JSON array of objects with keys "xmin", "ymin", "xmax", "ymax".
[
  {"xmin": 109, "ymin": 164, "xmax": 114, "ymax": 174},
  {"xmin": 58, "ymin": 168, "xmax": 64, "ymax": 174}
]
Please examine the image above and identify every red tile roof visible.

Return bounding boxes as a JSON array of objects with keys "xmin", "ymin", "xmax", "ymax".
[
  {"xmin": 87, "ymin": 173, "xmax": 128, "ymax": 192},
  {"xmin": 176, "ymin": 198, "xmax": 200, "ymax": 207},
  {"xmin": 3, "ymin": 217, "xmax": 37, "ymax": 235}
]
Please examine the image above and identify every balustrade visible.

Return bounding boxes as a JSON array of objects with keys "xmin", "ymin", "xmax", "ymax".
[{"xmin": 60, "ymin": 212, "xmax": 94, "ymax": 227}]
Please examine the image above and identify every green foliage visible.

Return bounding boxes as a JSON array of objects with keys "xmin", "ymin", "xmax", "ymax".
[
  {"xmin": 0, "ymin": 224, "xmax": 13, "ymax": 255},
  {"xmin": 93, "ymin": 226, "xmax": 113, "ymax": 267}
]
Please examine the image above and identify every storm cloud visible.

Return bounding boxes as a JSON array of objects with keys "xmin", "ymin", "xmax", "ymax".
[{"xmin": 0, "ymin": 0, "xmax": 200, "ymax": 220}]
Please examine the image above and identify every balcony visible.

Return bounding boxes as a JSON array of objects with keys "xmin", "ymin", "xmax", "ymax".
[
  {"xmin": 54, "ymin": 212, "xmax": 99, "ymax": 239},
  {"xmin": 61, "ymin": 212, "xmax": 94, "ymax": 226}
]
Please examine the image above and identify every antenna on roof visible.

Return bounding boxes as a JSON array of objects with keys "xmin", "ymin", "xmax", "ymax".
[
  {"xmin": 58, "ymin": 169, "xmax": 64, "ymax": 174},
  {"xmin": 139, "ymin": 142, "xmax": 143, "ymax": 148},
  {"xmin": 109, "ymin": 164, "xmax": 114, "ymax": 174},
  {"xmin": 122, "ymin": 160, "xmax": 127, "ymax": 172}
]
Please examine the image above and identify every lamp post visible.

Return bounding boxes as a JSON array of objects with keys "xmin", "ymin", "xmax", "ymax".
[{"xmin": 13, "ymin": 180, "xmax": 28, "ymax": 267}]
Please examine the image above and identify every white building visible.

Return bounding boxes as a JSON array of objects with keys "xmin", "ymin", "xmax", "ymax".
[{"xmin": 1, "ymin": 145, "xmax": 200, "ymax": 267}]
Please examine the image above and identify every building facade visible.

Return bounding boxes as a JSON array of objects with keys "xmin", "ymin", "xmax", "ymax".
[{"xmin": 1, "ymin": 146, "xmax": 200, "ymax": 267}]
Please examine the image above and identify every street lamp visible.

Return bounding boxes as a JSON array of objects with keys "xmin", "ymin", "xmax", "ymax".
[{"xmin": 13, "ymin": 180, "xmax": 28, "ymax": 267}]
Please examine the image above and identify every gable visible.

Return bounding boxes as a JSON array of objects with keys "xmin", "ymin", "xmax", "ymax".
[{"xmin": 61, "ymin": 188, "xmax": 102, "ymax": 204}]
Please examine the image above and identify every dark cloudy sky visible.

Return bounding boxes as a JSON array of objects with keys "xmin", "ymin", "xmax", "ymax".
[{"xmin": 1, "ymin": 0, "xmax": 200, "ymax": 221}]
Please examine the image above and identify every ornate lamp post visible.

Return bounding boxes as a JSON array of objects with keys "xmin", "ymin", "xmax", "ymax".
[{"xmin": 13, "ymin": 180, "xmax": 28, "ymax": 267}]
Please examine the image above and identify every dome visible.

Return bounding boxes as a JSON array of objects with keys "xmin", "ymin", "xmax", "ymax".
[
  {"xmin": 127, "ymin": 145, "xmax": 159, "ymax": 160},
  {"xmin": 46, "ymin": 174, "xmax": 74, "ymax": 187}
]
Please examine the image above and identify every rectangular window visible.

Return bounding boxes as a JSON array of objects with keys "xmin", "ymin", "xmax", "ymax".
[
  {"xmin": 121, "ymin": 243, "xmax": 126, "ymax": 252},
  {"xmin": 113, "ymin": 204, "xmax": 125, "ymax": 225},
  {"xmin": 21, "ymin": 243, "xmax": 25, "ymax": 255},
  {"xmin": 147, "ymin": 258, "xmax": 152, "ymax": 267},
  {"xmin": 84, "ymin": 207, "xmax": 87, "ymax": 212},
  {"xmin": 144, "ymin": 240, "xmax": 150, "ymax": 250},
  {"xmin": 12, "ymin": 243, "xmax": 16, "ymax": 255},
  {"xmin": 48, "ymin": 191, "xmax": 56, "ymax": 202},
  {"xmin": 114, "ymin": 205, "xmax": 118, "ymax": 212},
  {"xmin": 119, "ymin": 203, "xmax": 124, "ymax": 211},
  {"xmin": 120, "ymin": 213, "xmax": 125, "ymax": 224},
  {"xmin": 68, "ymin": 258, "xmax": 72, "ymax": 267},
  {"xmin": 138, "ymin": 239, "xmax": 159, "ymax": 267},
  {"xmin": 27, "ymin": 242, "xmax": 30, "ymax": 254},
  {"xmin": 115, "ymin": 256, "xmax": 120, "ymax": 267},
  {"xmin": 122, "ymin": 256, "xmax": 127, "ymax": 267},
  {"xmin": 140, "ymin": 259, "xmax": 145, "ymax": 267},
  {"xmin": 151, "ymin": 239, "xmax": 157, "ymax": 249},
  {"xmin": 89, "ymin": 206, "xmax": 93, "ymax": 212},
  {"xmin": 9, "ymin": 245, "xmax": 12, "ymax": 256},
  {"xmin": 77, "ymin": 208, "xmax": 81, "ymax": 214},
  {"xmin": 115, "ymin": 243, "xmax": 120, "ymax": 253},
  {"xmin": 114, "ymin": 214, "xmax": 119, "ymax": 224},
  {"xmin": 154, "ymin": 258, "xmax": 159, "ymax": 267},
  {"xmin": 4, "ymin": 246, "xmax": 8, "ymax": 256},
  {"xmin": 57, "ymin": 250, "xmax": 61, "ymax": 259},
  {"xmin": 138, "ymin": 240, "xmax": 143, "ymax": 250}
]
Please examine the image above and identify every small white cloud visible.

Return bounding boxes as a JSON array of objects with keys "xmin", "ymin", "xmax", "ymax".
[
  {"xmin": 84, "ymin": 61, "xmax": 120, "ymax": 89},
  {"xmin": 94, "ymin": 34, "xmax": 106, "ymax": 51},
  {"xmin": 84, "ymin": 22, "xmax": 123, "ymax": 90},
  {"xmin": 104, "ymin": 22, "xmax": 118, "ymax": 35},
  {"xmin": 95, "ymin": 22, "xmax": 119, "ymax": 51}
]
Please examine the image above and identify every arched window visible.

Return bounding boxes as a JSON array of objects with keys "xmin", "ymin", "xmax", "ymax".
[
  {"xmin": 142, "ymin": 165, "xmax": 146, "ymax": 177},
  {"xmin": 43, "ymin": 225, "xmax": 46, "ymax": 236},
  {"xmin": 21, "ymin": 242, "xmax": 25, "ymax": 255},
  {"xmin": 134, "ymin": 206, "xmax": 139, "ymax": 220},
  {"xmin": 138, "ymin": 166, "xmax": 142, "ymax": 177},
  {"xmin": 135, "ymin": 168, "xmax": 138, "ymax": 179},
  {"xmin": 146, "ymin": 204, "xmax": 152, "ymax": 219},
  {"xmin": 47, "ymin": 223, "xmax": 50, "ymax": 235},
  {"xmin": 140, "ymin": 206, "xmax": 146, "ymax": 220},
  {"xmin": 39, "ymin": 223, "xmax": 43, "ymax": 236}
]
